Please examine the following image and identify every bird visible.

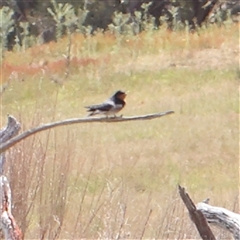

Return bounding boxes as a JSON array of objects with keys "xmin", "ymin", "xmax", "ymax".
[{"xmin": 85, "ymin": 90, "xmax": 127, "ymax": 117}]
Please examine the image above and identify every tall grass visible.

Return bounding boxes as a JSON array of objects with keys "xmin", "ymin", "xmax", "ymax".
[{"xmin": 1, "ymin": 23, "xmax": 239, "ymax": 239}]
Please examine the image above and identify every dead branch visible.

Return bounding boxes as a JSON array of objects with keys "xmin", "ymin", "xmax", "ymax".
[
  {"xmin": 178, "ymin": 185, "xmax": 216, "ymax": 240},
  {"xmin": 0, "ymin": 110, "xmax": 174, "ymax": 154},
  {"xmin": 197, "ymin": 202, "xmax": 240, "ymax": 240},
  {"xmin": 0, "ymin": 116, "xmax": 21, "ymax": 173},
  {"xmin": 179, "ymin": 185, "xmax": 240, "ymax": 240},
  {"xmin": 0, "ymin": 117, "xmax": 22, "ymax": 240},
  {"xmin": 0, "ymin": 115, "xmax": 21, "ymax": 143}
]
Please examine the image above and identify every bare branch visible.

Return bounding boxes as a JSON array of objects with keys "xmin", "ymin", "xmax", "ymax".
[
  {"xmin": 0, "ymin": 110, "xmax": 174, "ymax": 154},
  {"xmin": 178, "ymin": 185, "xmax": 216, "ymax": 240},
  {"xmin": 197, "ymin": 202, "xmax": 240, "ymax": 240}
]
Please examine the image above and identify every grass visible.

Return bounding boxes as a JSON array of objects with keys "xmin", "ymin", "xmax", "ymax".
[{"xmin": 0, "ymin": 23, "xmax": 239, "ymax": 239}]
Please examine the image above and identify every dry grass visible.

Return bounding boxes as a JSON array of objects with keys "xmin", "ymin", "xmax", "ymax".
[{"xmin": 0, "ymin": 23, "xmax": 239, "ymax": 239}]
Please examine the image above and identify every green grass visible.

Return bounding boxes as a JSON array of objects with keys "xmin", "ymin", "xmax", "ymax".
[{"xmin": 1, "ymin": 23, "xmax": 239, "ymax": 239}]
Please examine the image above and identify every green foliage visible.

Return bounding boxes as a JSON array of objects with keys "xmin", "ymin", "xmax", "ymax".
[
  {"xmin": 127, "ymin": 2, "xmax": 156, "ymax": 33},
  {"xmin": 19, "ymin": 22, "xmax": 36, "ymax": 50},
  {"xmin": 75, "ymin": 8, "xmax": 89, "ymax": 33},
  {"xmin": 1, "ymin": 0, "xmax": 238, "ymax": 52},
  {"xmin": 165, "ymin": 0, "xmax": 196, "ymax": 30},
  {"xmin": 47, "ymin": 0, "xmax": 76, "ymax": 39},
  {"xmin": 0, "ymin": 7, "xmax": 15, "ymax": 56},
  {"xmin": 47, "ymin": 0, "xmax": 90, "ymax": 38},
  {"xmin": 108, "ymin": 3, "xmax": 155, "ymax": 37},
  {"xmin": 210, "ymin": 7, "xmax": 233, "ymax": 26},
  {"xmin": 108, "ymin": 12, "xmax": 132, "ymax": 36}
]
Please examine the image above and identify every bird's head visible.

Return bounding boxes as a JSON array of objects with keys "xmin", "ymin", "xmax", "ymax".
[{"xmin": 114, "ymin": 90, "xmax": 127, "ymax": 100}]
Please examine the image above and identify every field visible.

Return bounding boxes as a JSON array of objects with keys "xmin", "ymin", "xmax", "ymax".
[{"xmin": 1, "ymin": 23, "xmax": 239, "ymax": 239}]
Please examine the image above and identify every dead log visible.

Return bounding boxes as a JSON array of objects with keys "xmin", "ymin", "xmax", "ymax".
[
  {"xmin": 0, "ymin": 116, "xmax": 22, "ymax": 240},
  {"xmin": 179, "ymin": 185, "xmax": 240, "ymax": 240},
  {"xmin": 178, "ymin": 185, "xmax": 216, "ymax": 240},
  {"xmin": 197, "ymin": 202, "xmax": 240, "ymax": 240}
]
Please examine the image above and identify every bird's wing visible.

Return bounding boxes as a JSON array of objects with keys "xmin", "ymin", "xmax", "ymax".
[{"xmin": 85, "ymin": 101, "xmax": 114, "ymax": 112}]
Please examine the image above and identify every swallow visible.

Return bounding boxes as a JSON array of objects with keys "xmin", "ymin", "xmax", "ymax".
[{"xmin": 85, "ymin": 90, "xmax": 127, "ymax": 117}]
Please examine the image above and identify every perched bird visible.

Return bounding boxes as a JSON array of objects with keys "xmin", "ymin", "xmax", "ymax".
[{"xmin": 85, "ymin": 90, "xmax": 127, "ymax": 117}]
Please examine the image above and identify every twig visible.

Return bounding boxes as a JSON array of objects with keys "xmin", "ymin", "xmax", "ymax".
[
  {"xmin": 116, "ymin": 204, "xmax": 127, "ymax": 240},
  {"xmin": 139, "ymin": 209, "xmax": 152, "ymax": 240},
  {"xmin": 0, "ymin": 110, "xmax": 174, "ymax": 153}
]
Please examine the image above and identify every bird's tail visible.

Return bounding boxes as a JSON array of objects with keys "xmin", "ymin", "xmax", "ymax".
[
  {"xmin": 85, "ymin": 106, "xmax": 98, "ymax": 117},
  {"xmin": 87, "ymin": 112, "xmax": 95, "ymax": 117}
]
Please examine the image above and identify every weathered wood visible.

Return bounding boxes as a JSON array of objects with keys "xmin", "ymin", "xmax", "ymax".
[
  {"xmin": 0, "ymin": 117, "xmax": 22, "ymax": 240},
  {"xmin": 0, "ymin": 115, "xmax": 21, "ymax": 143},
  {"xmin": 0, "ymin": 176, "xmax": 22, "ymax": 240},
  {"xmin": 0, "ymin": 116, "xmax": 21, "ymax": 173},
  {"xmin": 197, "ymin": 202, "xmax": 240, "ymax": 240},
  {"xmin": 178, "ymin": 185, "xmax": 216, "ymax": 240},
  {"xmin": 0, "ymin": 110, "xmax": 174, "ymax": 154},
  {"xmin": 0, "ymin": 154, "xmax": 6, "ymax": 175}
]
